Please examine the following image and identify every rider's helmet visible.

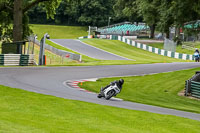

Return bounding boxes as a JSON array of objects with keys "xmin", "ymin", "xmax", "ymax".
[{"xmin": 119, "ymin": 79, "xmax": 124, "ymax": 85}]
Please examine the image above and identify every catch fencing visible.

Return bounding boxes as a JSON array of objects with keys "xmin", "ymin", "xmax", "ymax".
[
  {"xmin": 185, "ymin": 71, "xmax": 200, "ymax": 99},
  {"xmin": 33, "ymin": 39, "xmax": 81, "ymax": 62}
]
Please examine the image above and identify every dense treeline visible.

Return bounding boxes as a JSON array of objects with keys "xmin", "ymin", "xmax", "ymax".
[
  {"xmin": 1, "ymin": 0, "xmax": 200, "ymax": 42},
  {"xmin": 28, "ymin": 0, "xmax": 121, "ymax": 26}
]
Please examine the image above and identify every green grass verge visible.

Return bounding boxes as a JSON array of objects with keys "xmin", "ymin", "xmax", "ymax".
[
  {"xmin": 81, "ymin": 39, "xmax": 187, "ymax": 63},
  {"xmin": 80, "ymin": 67, "xmax": 200, "ymax": 113},
  {"xmin": 30, "ymin": 24, "xmax": 88, "ymax": 40},
  {"xmin": 0, "ymin": 85, "xmax": 200, "ymax": 132}
]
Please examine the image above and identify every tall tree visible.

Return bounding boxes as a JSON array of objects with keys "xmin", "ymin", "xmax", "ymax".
[
  {"xmin": 136, "ymin": 0, "xmax": 161, "ymax": 38},
  {"xmin": 158, "ymin": 0, "xmax": 200, "ymax": 39},
  {"xmin": 113, "ymin": 0, "xmax": 141, "ymax": 23},
  {"xmin": 157, "ymin": 0, "xmax": 174, "ymax": 38},
  {"xmin": 77, "ymin": 0, "xmax": 115, "ymax": 26},
  {"xmin": 28, "ymin": 0, "xmax": 116, "ymax": 26},
  {"xmin": 0, "ymin": 0, "xmax": 61, "ymax": 42}
]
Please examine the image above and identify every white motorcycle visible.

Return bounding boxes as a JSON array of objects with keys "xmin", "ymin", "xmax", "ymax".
[{"xmin": 97, "ymin": 83, "xmax": 121, "ymax": 100}]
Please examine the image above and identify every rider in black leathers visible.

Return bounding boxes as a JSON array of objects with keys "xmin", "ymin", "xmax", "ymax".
[
  {"xmin": 102, "ymin": 79, "xmax": 124, "ymax": 91},
  {"xmin": 97, "ymin": 79, "xmax": 124, "ymax": 98}
]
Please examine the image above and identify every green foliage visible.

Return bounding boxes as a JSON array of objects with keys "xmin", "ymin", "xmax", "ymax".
[
  {"xmin": 77, "ymin": 0, "xmax": 114, "ymax": 26},
  {"xmin": 157, "ymin": 0, "xmax": 200, "ymax": 38},
  {"xmin": 23, "ymin": 13, "xmax": 33, "ymax": 40},
  {"xmin": 0, "ymin": 0, "xmax": 61, "ymax": 42},
  {"xmin": 113, "ymin": 0, "xmax": 142, "ymax": 22},
  {"xmin": 28, "ymin": 0, "xmax": 116, "ymax": 26},
  {"xmin": 0, "ymin": 0, "xmax": 13, "ymax": 42},
  {"xmin": 42, "ymin": 0, "xmax": 61, "ymax": 19}
]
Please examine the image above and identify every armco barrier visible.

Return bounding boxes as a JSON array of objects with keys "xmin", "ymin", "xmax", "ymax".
[
  {"xmin": 185, "ymin": 71, "xmax": 200, "ymax": 99},
  {"xmin": 78, "ymin": 35, "xmax": 194, "ymax": 61},
  {"xmin": 0, "ymin": 54, "xmax": 34, "ymax": 66},
  {"xmin": 34, "ymin": 39, "xmax": 81, "ymax": 62}
]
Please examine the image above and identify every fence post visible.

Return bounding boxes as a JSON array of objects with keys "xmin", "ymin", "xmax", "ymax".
[{"xmin": 185, "ymin": 80, "xmax": 190, "ymax": 96}]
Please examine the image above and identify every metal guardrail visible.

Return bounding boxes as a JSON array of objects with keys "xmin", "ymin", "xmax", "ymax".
[
  {"xmin": 185, "ymin": 71, "xmax": 200, "ymax": 98},
  {"xmin": 33, "ymin": 39, "xmax": 81, "ymax": 62}
]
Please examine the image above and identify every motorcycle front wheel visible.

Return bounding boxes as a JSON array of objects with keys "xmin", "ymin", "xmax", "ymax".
[{"xmin": 105, "ymin": 90, "xmax": 115, "ymax": 100}]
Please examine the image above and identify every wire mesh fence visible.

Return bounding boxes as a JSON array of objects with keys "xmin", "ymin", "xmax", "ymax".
[
  {"xmin": 28, "ymin": 35, "xmax": 81, "ymax": 65},
  {"xmin": 28, "ymin": 35, "xmax": 81, "ymax": 62}
]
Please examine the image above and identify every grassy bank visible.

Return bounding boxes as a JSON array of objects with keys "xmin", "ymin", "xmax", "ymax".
[
  {"xmin": 31, "ymin": 24, "xmax": 88, "ymax": 40},
  {"xmin": 0, "ymin": 85, "xmax": 200, "ymax": 132},
  {"xmin": 45, "ymin": 39, "xmax": 187, "ymax": 66},
  {"xmin": 81, "ymin": 39, "xmax": 187, "ymax": 63},
  {"xmin": 80, "ymin": 67, "xmax": 200, "ymax": 113}
]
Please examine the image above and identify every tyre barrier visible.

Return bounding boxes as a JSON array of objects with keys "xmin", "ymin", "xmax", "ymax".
[
  {"xmin": 0, "ymin": 54, "xmax": 34, "ymax": 66},
  {"xmin": 185, "ymin": 71, "xmax": 200, "ymax": 99}
]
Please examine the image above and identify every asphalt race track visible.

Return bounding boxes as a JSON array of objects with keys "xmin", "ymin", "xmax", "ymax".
[
  {"xmin": 1, "ymin": 62, "xmax": 200, "ymax": 121},
  {"xmin": 50, "ymin": 39, "xmax": 130, "ymax": 60}
]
